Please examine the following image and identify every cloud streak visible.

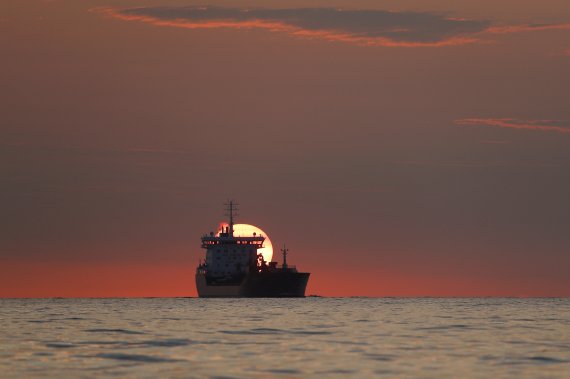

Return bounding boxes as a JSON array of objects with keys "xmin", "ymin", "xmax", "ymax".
[
  {"xmin": 455, "ymin": 118, "xmax": 570, "ymax": 134},
  {"xmin": 486, "ymin": 23, "xmax": 570, "ymax": 34},
  {"xmin": 93, "ymin": 6, "xmax": 570, "ymax": 48},
  {"xmin": 94, "ymin": 6, "xmax": 490, "ymax": 47}
]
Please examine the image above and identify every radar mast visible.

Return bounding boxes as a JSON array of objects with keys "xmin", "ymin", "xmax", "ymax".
[
  {"xmin": 282, "ymin": 244, "xmax": 289, "ymax": 269},
  {"xmin": 224, "ymin": 200, "xmax": 238, "ymax": 237}
]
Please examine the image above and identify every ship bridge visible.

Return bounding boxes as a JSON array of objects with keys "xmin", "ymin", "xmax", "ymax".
[
  {"xmin": 199, "ymin": 201, "xmax": 266, "ymax": 278},
  {"xmin": 201, "ymin": 234, "xmax": 265, "ymax": 248},
  {"xmin": 200, "ymin": 201, "xmax": 265, "ymax": 249}
]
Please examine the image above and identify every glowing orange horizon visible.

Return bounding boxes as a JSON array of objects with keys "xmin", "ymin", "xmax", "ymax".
[{"xmin": 2, "ymin": 260, "xmax": 569, "ymax": 298}]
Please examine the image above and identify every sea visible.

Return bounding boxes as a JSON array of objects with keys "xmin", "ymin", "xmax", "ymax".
[{"xmin": 1, "ymin": 298, "xmax": 569, "ymax": 378}]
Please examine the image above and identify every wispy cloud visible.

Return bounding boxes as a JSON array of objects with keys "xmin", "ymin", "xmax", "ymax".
[
  {"xmin": 455, "ymin": 118, "xmax": 570, "ymax": 134},
  {"xmin": 479, "ymin": 140, "xmax": 512, "ymax": 145},
  {"xmin": 0, "ymin": 142, "xmax": 195, "ymax": 156},
  {"xmin": 94, "ymin": 6, "xmax": 491, "ymax": 47},
  {"xmin": 486, "ymin": 23, "xmax": 570, "ymax": 34},
  {"xmin": 93, "ymin": 6, "xmax": 570, "ymax": 48},
  {"xmin": 394, "ymin": 159, "xmax": 553, "ymax": 168}
]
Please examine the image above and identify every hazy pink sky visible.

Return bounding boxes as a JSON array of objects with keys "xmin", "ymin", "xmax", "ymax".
[{"xmin": 1, "ymin": 0, "xmax": 569, "ymax": 297}]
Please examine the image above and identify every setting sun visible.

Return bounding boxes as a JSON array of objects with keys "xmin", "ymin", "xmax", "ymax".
[{"xmin": 218, "ymin": 223, "xmax": 274, "ymax": 263}]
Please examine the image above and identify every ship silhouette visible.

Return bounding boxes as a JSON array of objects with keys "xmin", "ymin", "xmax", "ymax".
[{"xmin": 195, "ymin": 201, "xmax": 310, "ymax": 297}]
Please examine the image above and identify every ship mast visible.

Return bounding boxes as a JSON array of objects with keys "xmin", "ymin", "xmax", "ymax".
[
  {"xmin": 224, "ymin": 200, "xmax": 238, "ymax": 237},
  {"xmin": 282, "ymin": 244, "xmax": 289, "ymax": 269}
]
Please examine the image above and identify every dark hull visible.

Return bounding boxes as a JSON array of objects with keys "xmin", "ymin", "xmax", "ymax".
[{"xmin": 196, "ymin": 272, "xmax": 310, "ymax": 298}]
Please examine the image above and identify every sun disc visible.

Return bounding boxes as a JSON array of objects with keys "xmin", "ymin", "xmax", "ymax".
[{"xmin": 218, "ymin": 223, "xmax": 273, "ymax": 262}]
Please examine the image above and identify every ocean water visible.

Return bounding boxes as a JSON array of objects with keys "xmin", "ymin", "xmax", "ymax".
[{"xmin": 1, "ymin": 298, "xmax": 569, "ymax": 378}]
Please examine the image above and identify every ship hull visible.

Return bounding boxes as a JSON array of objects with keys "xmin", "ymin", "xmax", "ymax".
[{"xmin": 196, "ymin": 272, "xmax": 310, "ymax": 298}]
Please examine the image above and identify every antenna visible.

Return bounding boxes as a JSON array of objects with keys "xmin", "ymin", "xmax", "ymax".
[
  {"xmin": 224, "ymin": 200, "xmax": 239, "ymax": 237},
  {"xmin": 281, "ymin": 244, "xmax": 289, "ymax": 269}
]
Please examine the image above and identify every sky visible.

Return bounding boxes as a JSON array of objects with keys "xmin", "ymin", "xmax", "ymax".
[{"xmin": 1, "ymin": 0, "xmax": 569, "ymax": 297}]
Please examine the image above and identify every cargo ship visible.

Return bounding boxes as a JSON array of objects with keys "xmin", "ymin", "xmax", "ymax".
[{"xmin": 195, "ymin": 202, "xmax": 310, "ymax": 297}]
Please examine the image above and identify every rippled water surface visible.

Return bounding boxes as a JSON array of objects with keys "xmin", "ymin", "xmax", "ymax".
[{"xmin": 1, "ymin": 298, "xmax": 569, "ymax": 378}]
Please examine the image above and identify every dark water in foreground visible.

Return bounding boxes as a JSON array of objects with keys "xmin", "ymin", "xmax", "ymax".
[{"xmin": 1, "ymin": 298, "xmax": 569, "ymax": 378}]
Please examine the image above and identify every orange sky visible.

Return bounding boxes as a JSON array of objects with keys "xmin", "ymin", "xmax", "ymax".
[
  {"xmin": 3, "ymin": 260, "xmax": 567, "ymax": 298},
  {"xmin": 1, "ymin": 0, "xmax": 569, "ymax": 297}
]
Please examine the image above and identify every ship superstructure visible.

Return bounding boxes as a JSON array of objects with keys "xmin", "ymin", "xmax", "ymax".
[{"xmin": 195, "ymin": 202, "xmax": 310, "ymax": 297}]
